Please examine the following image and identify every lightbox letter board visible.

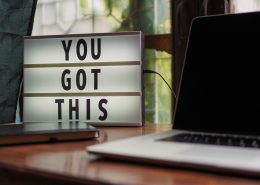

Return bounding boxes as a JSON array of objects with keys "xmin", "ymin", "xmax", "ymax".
[{"xmin": 23, "ymin": 32, "xmax": 143, "ymax": 126}]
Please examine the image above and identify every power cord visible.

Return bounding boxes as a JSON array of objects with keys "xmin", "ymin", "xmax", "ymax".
[{"xmin": 143, "ymin": 69, "xmax": 177, "ymax": 99}]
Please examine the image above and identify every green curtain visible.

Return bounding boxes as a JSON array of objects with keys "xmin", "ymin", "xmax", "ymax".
[{"xmin": 0, "ymin": 0, "xmax": 37, "ymax": 123}]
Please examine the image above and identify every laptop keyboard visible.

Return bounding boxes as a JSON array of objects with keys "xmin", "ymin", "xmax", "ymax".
[{"xmin": 159, "ymin": 133, "xmax": 260, "ymax": 148}]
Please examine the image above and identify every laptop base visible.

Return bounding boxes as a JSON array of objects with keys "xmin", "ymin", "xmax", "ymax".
[{"xmin": 0, "ymin": 122, "xmax": 99, "ymax": 145}]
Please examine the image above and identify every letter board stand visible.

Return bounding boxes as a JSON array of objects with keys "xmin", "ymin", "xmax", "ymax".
[{"xmin": 23, "ymin": 32, "xmax": 144, "ymax": 126}]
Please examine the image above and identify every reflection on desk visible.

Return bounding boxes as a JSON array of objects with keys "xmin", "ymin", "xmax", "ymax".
[{"xmin": 0, "ymin": 124, "xmax": 260, "ymax": 185}]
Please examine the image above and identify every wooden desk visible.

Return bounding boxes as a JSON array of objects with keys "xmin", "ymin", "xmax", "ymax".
[{"xmin": 0, "ymin": 124, "xmax": 259, "ymax": 185}]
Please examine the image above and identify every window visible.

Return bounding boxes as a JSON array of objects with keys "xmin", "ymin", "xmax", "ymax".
[
  {"xmin": 230, "ymin": 0, "xmax": 260, "ymax": 13},
  {"xmin": 33, "ymin": 0, "xmax": 172, "ymax": 124}
]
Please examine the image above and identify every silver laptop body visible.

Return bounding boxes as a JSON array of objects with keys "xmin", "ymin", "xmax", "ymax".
[{"xmin": 88, "ymin": 12, "xmax": 260, "ymax": 176}]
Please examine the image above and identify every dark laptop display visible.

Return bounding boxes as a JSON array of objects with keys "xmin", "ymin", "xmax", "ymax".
[{"xmin": 174, "ymin": 12, "xmax": 260, "ymax": 136}]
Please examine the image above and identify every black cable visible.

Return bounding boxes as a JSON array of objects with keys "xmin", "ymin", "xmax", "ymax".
[{"xmin": 143, "ymin": 69, "xmax": 177, "ymax": 99}]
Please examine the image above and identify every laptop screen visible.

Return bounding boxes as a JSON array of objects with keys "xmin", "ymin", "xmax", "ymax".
[{"xmin": 174, "ymin": 12, "xmax": 260, "ymax": 135}]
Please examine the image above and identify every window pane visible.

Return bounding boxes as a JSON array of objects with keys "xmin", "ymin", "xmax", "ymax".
[{"xmin": 230, "ymin": 0, "xmax": 260, "ymax": 13}]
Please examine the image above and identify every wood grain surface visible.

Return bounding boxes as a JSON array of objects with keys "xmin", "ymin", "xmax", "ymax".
[{"xmin": 0, "ymin": 124, "xmax": 259, "ymax": 185}]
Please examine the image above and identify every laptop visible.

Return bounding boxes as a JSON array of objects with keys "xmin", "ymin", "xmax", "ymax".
[
  {"xmin": 0, "ymin": 121, "xmax": 98, "ymax": 145},
  {"xmin": 88, "ymin": 12, "xmax": 260, "ymax": 176}
]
